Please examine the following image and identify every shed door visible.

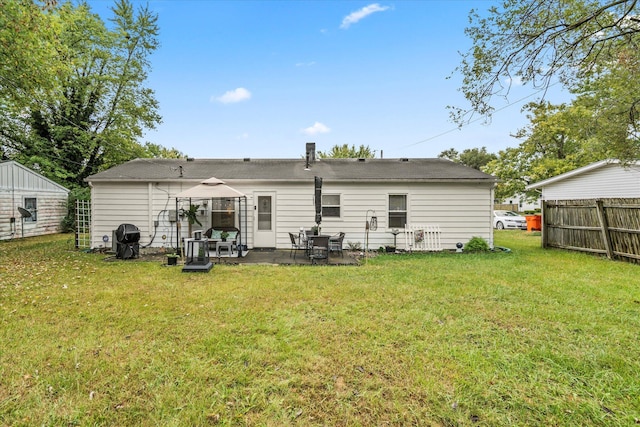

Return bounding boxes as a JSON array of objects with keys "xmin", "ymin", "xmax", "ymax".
[{"xmin": 254, "ymin": 192, "xmax": 276, "ymax": 248}]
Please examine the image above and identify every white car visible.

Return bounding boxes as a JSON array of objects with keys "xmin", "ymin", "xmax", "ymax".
[{"xmin": 493, "ymin": 210, "xmax": 527, "ymax": 230}]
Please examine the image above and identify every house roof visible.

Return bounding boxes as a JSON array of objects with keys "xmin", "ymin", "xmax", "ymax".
[
  {"xmin": 86, "ymin": 157, "xmax": 497, "ymax": 184},
  {"xmin": 525, "ymin": 159, "xmax": 640, "ymax": 190}
]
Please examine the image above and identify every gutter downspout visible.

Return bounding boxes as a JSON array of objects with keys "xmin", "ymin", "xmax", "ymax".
[{"xmin": 11, "ymin": 163, "xmax": 16, "ymax": 238}]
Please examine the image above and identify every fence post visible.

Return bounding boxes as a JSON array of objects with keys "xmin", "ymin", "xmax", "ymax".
[
  {"xmin": 595, "ymin": 199, "xmax": 614, "ymax": 260},
  {"xmin": 541, "ymin": 201, "xmax": 548, "ymax": 248}
]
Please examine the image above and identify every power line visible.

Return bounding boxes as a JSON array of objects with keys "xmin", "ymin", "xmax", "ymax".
[{"xmin": 402, "ymin": 81, "xmax": 564, "ymax": 149}]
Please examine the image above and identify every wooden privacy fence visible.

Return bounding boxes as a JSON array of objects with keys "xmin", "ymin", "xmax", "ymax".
[
  {"xmin": 542, "ymin": 198, "xmax": 640, "ymax": 263},
  {"xmin": 404, "ymin": 224, "xmax": 443, "ymax": 252}
]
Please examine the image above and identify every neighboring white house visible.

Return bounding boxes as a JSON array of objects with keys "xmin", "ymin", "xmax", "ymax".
[
  {"xmin": 525, "ymin": 159, "xmax": 640, "ymax": 200},
  {"xmin": 85, "ymin": 144, "xmax": 498, "ymax": 251},
  {"xmin": 496, "ymin": 193, "xmax": 540, "ymax": 212},
  {"xmin": 0, "ymin": 161, "xmax": 70, "ymax": 240}
]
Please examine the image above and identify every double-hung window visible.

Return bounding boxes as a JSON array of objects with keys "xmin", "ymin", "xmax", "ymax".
[
  {"xmin": 321, "ymin": 194, "xmax": 341, "ymax": 218},
  {"xmin": 388, "ymin": 194, "xmax": 407, "ymax": 228},
  {"xmin": 211, "ymin": 198, "xmax": 235, "ymax": 228}
]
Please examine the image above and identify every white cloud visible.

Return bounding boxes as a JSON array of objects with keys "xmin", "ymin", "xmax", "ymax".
[
  {"xmin": 340, "ymin": 3, "xmax": 390, "ymax": 29},
  {"xmin": 302, "ymin": 122, "xmax": 331, "ymax": 135},
  {"xmin": 236, "ymin": 132, "xmax": 249, "ymax": 140},
  {"xmin": 212, "ymin": 87, "xmax": 252, "ymax": 104},
  {"xmin": 295, "ymin": 61, "xmax": 316, "ymax": 67}
]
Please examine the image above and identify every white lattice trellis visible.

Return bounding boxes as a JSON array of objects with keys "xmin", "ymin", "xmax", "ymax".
[
  {"xmin": 75, "ymin": 200, "xmax": 91, "ymax": 249},
  {"xmin": 404, "ymin": 224, "xmax": 442, "ymax": 252}
]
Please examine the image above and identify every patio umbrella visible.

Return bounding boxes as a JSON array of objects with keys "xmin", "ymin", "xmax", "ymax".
[
  {"xmin": 314, "ymin": 176, "xmax": 322, "ymax": 226},
  {"xmin": 174, "ymin": 177, "xmax": 245, "ymax": 199}
]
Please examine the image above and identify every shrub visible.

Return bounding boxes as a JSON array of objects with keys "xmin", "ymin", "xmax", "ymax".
[{"xmin": 464, "ymin": 236, "xmax": 490, "ymax": 252}]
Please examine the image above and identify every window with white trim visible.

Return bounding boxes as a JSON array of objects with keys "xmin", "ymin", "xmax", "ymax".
[
  {"xmin": 322, "ymin": 194, "xmax": 341, "ymax": 218},
  {"xmin": 24, "ymin": 197, "xmax": 37, "ymax": 222},
  {"xmin": 388, "ymin": 194, "xmax": 407, "ymax": 228}
]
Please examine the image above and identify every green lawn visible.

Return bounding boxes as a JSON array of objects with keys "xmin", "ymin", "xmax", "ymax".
[{"xmin": 1, "ymin": 232, "xmax": 639, "ymax": 426}]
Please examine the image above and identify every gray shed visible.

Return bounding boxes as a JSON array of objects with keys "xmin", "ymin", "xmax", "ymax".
[{"xmin": 0, "ymin": 161, "xmax": 70, "ymax": 240}]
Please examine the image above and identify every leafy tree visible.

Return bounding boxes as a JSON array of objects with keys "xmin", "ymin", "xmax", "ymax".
[
  {"xmin": 453, "ymin": 0, "xmax": 640, "ymax": 161},
  {"xmin": 438, "ymin": 146, "xmax": 496, "ymax": 170},
  {"xmin": 485, "ymin": 101, "xmax": 603, "ymax": 200},
  {"xmin": 317, "ymin": 144, "xmax": 376, "ymax": 159},
  {"xmin": 0, "ymin": 0, "xmax": 66, "ymax": 110},
  {"xmin": 0, "ymin": 0, "xmax": 181, "ymax": 189},
  {"xmin": 438, "ymin": 148, "xmax": 460, "ymax": 162},
  {"xmin": 142, "ymin": 142, "xmax": 184, "ymax": 159},
  {"xmin": 568, "ymin": 47, "xmax": 640, "ymax": 159}
]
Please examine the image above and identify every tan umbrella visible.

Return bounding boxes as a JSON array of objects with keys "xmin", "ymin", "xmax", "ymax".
[
  {"xmin": 175, "ymin": 177, "xmax": 248, "ymax": 258},
  {"xmin": 175, "ymin": 177, "xmax": 245, "ymax": 199}
]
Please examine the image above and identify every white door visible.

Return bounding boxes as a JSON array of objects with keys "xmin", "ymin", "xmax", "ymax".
[{"xmin": 254, "ymin": 192, "xmax": 276, "ymax": 248}]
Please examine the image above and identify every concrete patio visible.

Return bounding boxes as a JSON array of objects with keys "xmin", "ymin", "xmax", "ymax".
[{"xmin": 213, "ymin": 248, "xmax": 360, "ymax": 266}]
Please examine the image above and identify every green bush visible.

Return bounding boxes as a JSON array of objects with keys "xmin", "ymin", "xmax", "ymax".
[{"xmin": 464, "ymin": 236, "xmax": 490, "ymax": 252}]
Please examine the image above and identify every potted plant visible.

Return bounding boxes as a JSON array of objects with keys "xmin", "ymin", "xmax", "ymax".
[
  {"xmin": 182, "ymin": 204, "xmax": 202, "ymax": 237},
  {"xmin": 220, "ymin": 231, "xmax": 229, "ymax": 242},
  {"xmin": 166, "ymin": 252, "xmax": 179, "ymax": 266}
]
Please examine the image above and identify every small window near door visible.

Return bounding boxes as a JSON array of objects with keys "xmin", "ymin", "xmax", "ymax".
[
  {"xmin": 388, "ymin": 194, "xmax": 406, "ymax": 228},
  {"xmin": 322, "ymin": 194, "xmax": 340, "ymax": 218},
  {"xmin": 24, "ymin": 197, "xmax": 37, "ymax": 222}
]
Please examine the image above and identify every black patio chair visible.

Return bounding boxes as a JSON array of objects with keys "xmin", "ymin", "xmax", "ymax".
[
  {"xmin": 329, "ymin": 232, "xmax": 345, "ymax": 257},
  {"xmin": 289, "ymin": 232, "xmax": 307, "ymax": 260},
  {"xmin": 310, "ymin": 235, "xmax": 329, "ymax": 265}
]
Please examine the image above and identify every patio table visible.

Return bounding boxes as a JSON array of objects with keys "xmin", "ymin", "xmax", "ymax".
[{"xmin": 216, "ymin": 240, "xmax": 235, "ymax": 257}]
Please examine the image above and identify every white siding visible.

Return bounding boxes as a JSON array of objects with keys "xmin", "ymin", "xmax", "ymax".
[
  {"xmin": 541, "ymin": 164, "xmax": 640, "ymax": 200},
  {"xmin": 90, "ymin": 179, "xmax": 494, "ymax": 251},
  {"xmin": 0, "ymin": 162, "xmax": 69, "ymax": 240}
]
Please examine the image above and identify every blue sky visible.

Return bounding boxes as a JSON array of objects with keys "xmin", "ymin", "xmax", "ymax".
[{"xmin": 87, "ymin": 1, "xmax": 569, "ymax": 159}]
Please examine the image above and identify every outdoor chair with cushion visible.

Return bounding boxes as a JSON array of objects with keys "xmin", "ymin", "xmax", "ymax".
[
  {"xmin": 329, "ymin": 232, "xmax": 345, "ymax": 257},
  {"xmin": 289, "ymin": 232, "xmax": 307, "ymax": 260},
  {"xmin": 205, "ymin": 227, "xmax": 239, "ymax": 256}
]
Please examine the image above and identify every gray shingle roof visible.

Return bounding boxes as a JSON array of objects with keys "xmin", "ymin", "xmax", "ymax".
[{"xmin": 86, "ymin": 157, "xmax": 496, "ymax": 183}]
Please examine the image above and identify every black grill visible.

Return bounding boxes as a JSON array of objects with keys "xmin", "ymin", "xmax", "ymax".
[
  {"xmin": 115, "ymin": 223, "xmax": 140, "ymax": 259},
  {"xmin": 115, "ymin": 223, "xmax": 140, "ymax": 244}
]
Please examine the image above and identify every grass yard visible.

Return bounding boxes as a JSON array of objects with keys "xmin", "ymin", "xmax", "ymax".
[{"xmin": 1, "ymin": 231, "xmax": 639, "ymax": 426}]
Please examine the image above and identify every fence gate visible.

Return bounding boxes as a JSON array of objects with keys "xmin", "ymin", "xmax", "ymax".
[{"xmin": 75, "ymin": 199, "xmax": 91, "ymax": 249}]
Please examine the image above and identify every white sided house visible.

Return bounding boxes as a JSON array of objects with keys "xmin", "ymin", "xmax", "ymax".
[
  {"xmin": 0, "ymin": 161, "xmax": 70, "ymax": 240},
  {"xmin": 86, "ymin": 145, "xmax": 498, "ymax": 251},
  {"xmin": 525, "ymin": 159, "xmax": 640, "ymax": 200}
]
